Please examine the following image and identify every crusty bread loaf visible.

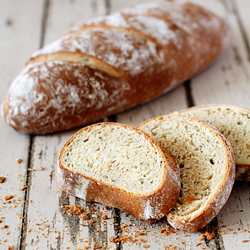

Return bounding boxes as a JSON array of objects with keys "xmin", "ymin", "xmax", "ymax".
[
  {"xmin": 57, "ymin": 122, "xmax": 180, "ymax": 220},
  {"xmin": 2, "ymin": 2, "xmax": 227, "ymax": 134},
  {"xmin": 175, "ymin": 105, "xmax": 250, "ymax": 181},
  {"xmin": 138, "ymin": 115, "xmax": 235, "ymax": 231}
]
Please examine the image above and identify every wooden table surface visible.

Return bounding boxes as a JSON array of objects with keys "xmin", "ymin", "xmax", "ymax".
[{"xmin": 1, "ymin": 0, "xmax": 250, "ymax": 249}]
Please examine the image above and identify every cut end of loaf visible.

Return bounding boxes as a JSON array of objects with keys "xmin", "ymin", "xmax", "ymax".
[
  {"xmin": 59, "ymin": 122, "xmax": 166, "ymax": 195},
  {"xmin": 138, "ymin": 115, "xmax": 235, "ymax": 230}
]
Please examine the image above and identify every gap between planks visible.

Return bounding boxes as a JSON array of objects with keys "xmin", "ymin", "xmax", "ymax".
[{"xmin": 19, "ymin": 0, "xmax": 50, "ymax": 249}]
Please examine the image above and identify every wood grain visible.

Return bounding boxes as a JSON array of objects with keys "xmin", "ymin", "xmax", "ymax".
[{"xmin": 0, "ymin": 0, "xmax": 44, "ymax": 249}]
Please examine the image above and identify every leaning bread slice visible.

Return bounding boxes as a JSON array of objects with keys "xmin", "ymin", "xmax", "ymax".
[
  {"xmin": 174, "ymin": 105, "xmax": 250, "ymax": 181},
  {"xmin": 58, "ymin": 122, "xmax": 180, "ymax": 220},
  {"xmin": 138, "ymin": 115, "xmax": 235, "ymax": 231}
]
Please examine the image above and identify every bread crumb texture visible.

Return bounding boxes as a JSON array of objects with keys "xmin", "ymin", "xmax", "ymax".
[
  {"xmin": 178, "ymin": 105, "xmax": 250, "ymax": 165},
  {"xmin": 60, "ymin": 123, "xmax": 165, "ymax": 194},
  {"xmin": 139, "ymin": 115, "xmax": 230, "ymax": 218}
]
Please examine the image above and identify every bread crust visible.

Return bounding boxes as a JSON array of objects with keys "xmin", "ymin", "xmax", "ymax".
[
  {"xmin": 2, "ymin": 2, "xmax": 227, "ymax": 134},
  {"xmin": 176, "ymin": 104, "xmax": 250, "ymax": 182},
  {"xmin": 138, "ymin": 115, "xmax": 235, "ymax": 231},
  {"xmin": 57, "ymin": 122, "xmax": 181, "ymax": 220}
]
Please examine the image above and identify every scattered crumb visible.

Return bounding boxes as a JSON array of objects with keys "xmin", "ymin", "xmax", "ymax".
[
  {"xmin": 242, "ymin": 240, "xmax": 249, "ymax": 243},
  {"xmin": 88, "ymin": 219, "xmax": 94, "ymax": 226},
  {"xmin": 5, "ymin": 195, "xmax": 14, "ymax": 201},
  {"xmin": 81, "ymin": 213, "xmax": 89, "ymax": 220},
  {"xmin": 69, "ymin": 205, "xmax": 81, "ymax": 215},
  {"xmin": 38, "ymin": 166, "xmax": 44, "ymax": 171},
  {"xmin": 0, "ymin": 176, "xmax": 6, "ymax": 183},
  {"xmin": 101, "ymin": 214, "xmax": 108, "ymax": 220},
  {"xmin": 109, "ymin": 236, "xmax": 115, "ymax": 243},
  {"xmin": 204, "ymin": 224, "xmax": 216, "ymax": 240},
  {"xmin": 142, "ymin": 244, "xmax": 149, "ymax": 248},
  {"xmin": 16, "ymin": 158, "xmax": 22, "ymax": 164},
  {"xmin": 3, "ymin": 225, "xmax": 9, "ymax": 229}
]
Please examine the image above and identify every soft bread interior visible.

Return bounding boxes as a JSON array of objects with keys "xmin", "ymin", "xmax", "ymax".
[
  {"xmin": 60, "ymin": 123, "xmax": 166, "ymax": 194},
  {"xmin": 178, "ymin": 105, "xmax": 250, "ymax": 166},
  {"xmin": 139, "ymin": 115, "xmax": 229, "ymax": 217}
]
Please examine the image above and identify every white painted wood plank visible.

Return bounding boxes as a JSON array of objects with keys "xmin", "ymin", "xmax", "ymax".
[
  {"xmin": 184, "ymin": 0, "xmax": 250, "ymax": 249},
  {"xmin": 44, "ymin": 0, "xmax": 106, "ymax": 43},
  {"xmin": 232, "ymin": 0, "xmax": 250, "ymax": 61},
  {"xmin": 0, "ymin": 0, "xmax": 44, "ymax": 249},
  {"xmin": 189, "ymin": 0, "xmax": 250, "ymax": 107},
  {"xmin": 23, "ymin": 1, "xmax": 116, "ymax": 249}
]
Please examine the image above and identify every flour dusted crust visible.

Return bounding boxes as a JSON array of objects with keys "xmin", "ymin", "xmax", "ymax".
[
  {"xmin": 2, "ymin": 2, "xmax": 227, "ymax": 134},
  {"xmin": 138, "ymin": 115, "xmax": 235, "ymax": 231},
  {"xmin": 57, "ymin": 122, "xmax": 181, "ymax": 220}
]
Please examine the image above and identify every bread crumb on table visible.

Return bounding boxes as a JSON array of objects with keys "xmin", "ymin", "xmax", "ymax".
[
  {"xmin": 242, "ymin": 240, "xmax": 249, "ymax": 243},
  {"xmin": 5, "ymin": 195, "xmax": 14, "ymax": 201},
  {"xmin": 88, "ymin": 219, "xmax": 94, "ymax": 226},
  {"xmin": 69, "ymin": 205, "xmax": 81, "ymax": 215},
  {"xmin": 16, "ymin": 158, "xmax": 22, "ymax": 164},
  {"xmin": 81, "ymin": 213, "xmax": 89, "ymax": 220},
  {"xmin": 0, "ymin": 176, "xmax": 6, "ymax": 183}
]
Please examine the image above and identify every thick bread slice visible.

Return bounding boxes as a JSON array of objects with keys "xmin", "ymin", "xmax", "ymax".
[
  {"xmin": 138, "ymin": 115, "xmax": 235, "ymax": 231},
  {"xmin": 174, "ymin": 105, "xmax": 250, "ymax": 182},
  {"xmin": 58, "ymin": 122, "xmax": 180, "ymax": 220}
]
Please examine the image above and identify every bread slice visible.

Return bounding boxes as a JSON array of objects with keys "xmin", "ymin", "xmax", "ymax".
[
  {"xmin": 58, "ymin": 122, "xmax": 180, "ymax": 220},
  {"xmin": 138, "ymin": 115, "xmax": 235, "ymax": 231},
  {"xmin": 175, "ymin": 105, "xmax": 250, "ymax": 181}
]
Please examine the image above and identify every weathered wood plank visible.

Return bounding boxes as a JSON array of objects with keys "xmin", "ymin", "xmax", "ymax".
[
  {"xmin": 231, "ymin": 0, "xmax": 250, "ymax": 61},
  {"xmin": 23, "ymin": 1, "xmax": 117, "ymax": 249},
  {"xmin": 0, "ymin": 0, "xmax": 44, "ymax": 249},
  {"xmin": 182, "ymin": 0, "xmax": 250, "ymax": 249}
]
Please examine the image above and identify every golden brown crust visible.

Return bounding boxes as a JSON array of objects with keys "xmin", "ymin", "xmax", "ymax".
[
  {"xmin": 2, "ymin": 2, "xmax": 228, "ymax": 134},
  {"xmin": 57, "ymin": 122, "xmax": 181, "ymax": 220}
]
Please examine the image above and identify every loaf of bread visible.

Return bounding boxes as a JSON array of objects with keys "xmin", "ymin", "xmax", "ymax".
[
  {"xmin": 2, "ymin": 2, "xmax": 227, "ymax": 134},
  {"xmin": 138, "ymin": 115, "xmax": 235, "ymax": 231},
  {"xmin": 57, "ymin": 122, "xmax": 180, "ymax": 220},
  {"xmin": 174, "ymin": 105, "xmax": 250, "ymax": 182}
]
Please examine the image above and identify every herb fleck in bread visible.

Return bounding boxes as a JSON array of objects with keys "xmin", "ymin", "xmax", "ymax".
[
  {"xmin": 175, "ymin": 105, "xmax": 250, "ymax": 182},
  {"xmin": 58, "ymin": 122, "xmax": 180, "ymax": 220},
  {"xmin": 138, "ymin": 115, "xmax": 235, "ymax": 231}
]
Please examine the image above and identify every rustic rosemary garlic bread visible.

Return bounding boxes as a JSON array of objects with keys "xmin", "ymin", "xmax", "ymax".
[
  {"xmin": 175, "ymin": 105, "xmax": 250, "ymax": 181},
  {"xmin": 138, "ymin": 115, "xmax": 235, "ymax": 231},
  {"xmin": 58, "ymin": 122, "xmax": 180, "ymax": 220}
]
